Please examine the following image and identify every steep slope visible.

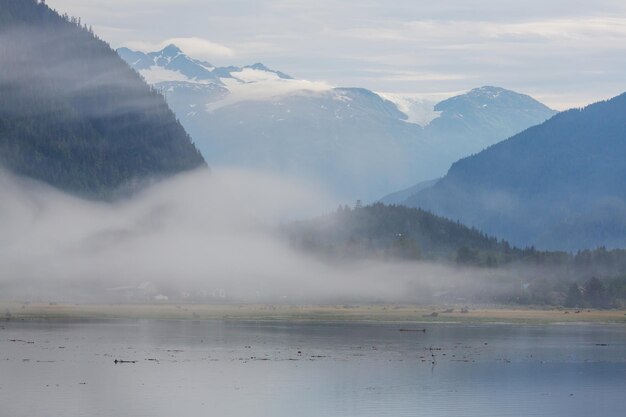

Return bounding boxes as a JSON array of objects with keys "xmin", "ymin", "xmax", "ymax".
[
  {"xmin": 192, "ymin": 86, "xmax": 554, "ymax": 201},
  {"xmin": 117, "ymin": 45, "xmax": 222, "ymax": 83},
  {"xmin": 192, "ymin": 88, "xmax": 426, "ymax": 200},
  {"xmin": 286, "ymin": 204, "xmax": 626, "ymax": 306},
  {"xmin": 426, "ymin": 86, "xmax": 557, "ymax": 161},
  {"xmin": 0, "ymin": 1, "xmax": 205, "ymax": 197},
  {"xmin": 405, "ymin": 92, "xmax": 626, "ymax": 250},
  {"xmin": 379, "ymin": 178, "xmax": 440, "ymax": 205},
  {"xmin": 119, "ymin": 46, "xmax": 555, "ymax": 202},
  {"xmin": 286, "ymin": 203, "xmax": 518, "ymax": 263}
]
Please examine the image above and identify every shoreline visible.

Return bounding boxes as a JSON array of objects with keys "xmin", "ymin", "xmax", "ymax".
[{"xmin": 2, "ymin": 302, "xmax": 626, "ymax": 325}]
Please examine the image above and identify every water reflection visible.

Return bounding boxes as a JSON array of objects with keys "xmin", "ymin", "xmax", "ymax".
[{"xmin": 1, "ymin": 320, "xmax": 625, "ymax": 417}]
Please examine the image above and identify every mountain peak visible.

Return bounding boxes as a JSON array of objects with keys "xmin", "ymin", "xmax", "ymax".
[
  {"xmin": 474, "ymin": 85, "xmax": 506, "ymax": 92},
  {"xmin": 407, "ymin": 91, "xmax": 626, "ymax": 250},
  {"xmin": 118, "ymin": 46, "xmax": 296, "ymax": 82},
  {"xmin": 467, "ymin": 86, "xmax": 511, "ymax": 99},
  {"xmin": 247, "ymin": 62, "xmax": 270, "ymax": 71},
  {"xmin": 243, "ymin": 63, "xmax": 294, "ymax": 79},
  {"xmin": 160, "ymin": 44, "xmax": 183, "ymax": 57},
  {"xmin": 435, "ymin": 86, "xmax": 555, "ymax": 114}
]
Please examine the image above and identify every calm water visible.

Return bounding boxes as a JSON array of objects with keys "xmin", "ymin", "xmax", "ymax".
[{"xmin": 1, "ymin": 319, "xmax": 625, "ymax": 417}]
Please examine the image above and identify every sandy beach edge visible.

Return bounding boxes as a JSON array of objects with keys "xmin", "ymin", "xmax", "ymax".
[{"xmin": 1, "ymin": 302, "xmax": 625, "ymax": 325}]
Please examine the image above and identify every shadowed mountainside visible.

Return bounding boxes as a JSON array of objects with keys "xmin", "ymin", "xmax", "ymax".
[{"xmin": 0, "ymin": 0, "xmax": 205, "ymax": 198}]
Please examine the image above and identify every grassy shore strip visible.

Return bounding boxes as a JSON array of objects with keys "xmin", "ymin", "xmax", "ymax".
[{"xmin": 1, "ymin": 302, "xmax": 626, "ymax": 324}]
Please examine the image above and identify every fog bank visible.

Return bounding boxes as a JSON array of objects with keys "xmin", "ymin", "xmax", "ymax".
[{"xmin": 0, "ymin": 168, "xmax": 524, "ymax": 304}]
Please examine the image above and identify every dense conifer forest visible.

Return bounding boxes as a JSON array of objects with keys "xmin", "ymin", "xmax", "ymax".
[
  {"xmin": 0, "ymin": 0, "xmax": 205, "ymax": 197},
  {"xmin": 405, "ymin": 91, "xmax": 626, "ymax": 250},
  {"xmin": 287, "ymin": 203, "xmax": 626, "ymax": 306}
]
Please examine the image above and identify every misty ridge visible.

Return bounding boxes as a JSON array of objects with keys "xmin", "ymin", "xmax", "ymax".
[
  {"xmin": 403, "ymin": 92, "xmax": 626, "ymax": 251},
  {"xmin": 0, "ymin": 27, "xmax": 163, "ymax": 119},
  {"xmin": 1, "ymin": 0, "xmax": 626, "ymax": 310},
  {"xmin": 0, "ymin": 167, "xmax": 507, "ymax": 304},
  {"xmin": 1, "ymin": 166, "xmax": 624, "ymax": 309},
  {"xmin": 0, "ymin": 6, "xmax": 204, "ymax": 197},
  {"xmin": 3, "ymin": 3, "xmax": 626, "ymax": 417},
  {"xmin": 128, "ymin": 47, "xmax": 557, "ymax": 203}
]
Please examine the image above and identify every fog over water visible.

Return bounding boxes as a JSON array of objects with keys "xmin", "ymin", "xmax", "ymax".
[
  {"xmin": 0, "ymin": 21, "xmax": 529, "ymax": 305},
  {"xmin": 0, "ymin": 168, "xmax": 530, "ymax": 304}
]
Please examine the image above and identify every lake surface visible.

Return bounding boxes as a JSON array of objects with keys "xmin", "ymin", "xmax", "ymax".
[{"xmin": 1, "ymin": 319, "xmax": 625, "ymax": 417}]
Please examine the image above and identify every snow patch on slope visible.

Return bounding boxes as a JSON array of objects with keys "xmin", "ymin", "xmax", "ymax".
[
  {"xmin": 139, "ymin": 66, "xmax": 191, "ymax": 84},
  {"xmin": 205, "ymin": 77, "xmax": 333, "ymax": 112},
  {"xmin": 378, "ymin": 93, "xmax": 442, "ymax": 126},
  {"xmin": 230, "ymin": 67, "xmax": 282, "ymax": 83}
]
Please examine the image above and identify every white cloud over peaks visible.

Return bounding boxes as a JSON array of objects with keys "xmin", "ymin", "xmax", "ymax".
[
  {"xmin": 168, "ymin": 37, "xmax": 235, "ymax": 59},
  {"xmin": 206, "ymin": 74, "xmax": 334, "ymax": 112},
  {"xmin": 124, "ymin": 37, "xmax": 235, "ymax": 60},
  {"xmin": 47, "ymin": 0, "xmax": 626, "ymax": 109}
]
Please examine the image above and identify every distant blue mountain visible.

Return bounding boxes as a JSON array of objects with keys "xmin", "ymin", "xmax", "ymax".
[
  {"xmin": 118, "ymin": 45, "xmax": 221, "ymax": 82},
  {"xmin": 117, "ymin": 45, "xmax": 292, "ymax": 83},
  {"xmin": 379, "ymin": 178, "xmax": 440, "ymax": 205},
  {"xmin": 245, "ymin": 63, "xmax": 293, "ymax": 80},
  {"xmin": 118, "ymin": 46, "xmax": 556, "ymax": 202},
  {"xmin": 404, "ymin": 92, "xmax": 626, "ymax": 250},
  {"xmin": 428, "ymin": 86, "xmax": 559, "ymax": 160},
  {"xmin": 186, "ymin": 85, "xmax": 555, "ymax": 202}
]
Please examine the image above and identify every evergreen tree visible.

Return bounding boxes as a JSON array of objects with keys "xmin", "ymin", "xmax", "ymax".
[
  {"xmin": 0, "ymin": 0, "xmax": 206, "ymax": 198},
  {"xmin": 564, "ymin": 283, "xmax": 583, "ymax": 308}
]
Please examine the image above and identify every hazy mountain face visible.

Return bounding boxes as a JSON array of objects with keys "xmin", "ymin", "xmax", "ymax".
[
  {"xmin": 379, "ymin": 178, "xmax": 440, "ymax": 205},
  {"xmin": 119, "ymin": 46, "xmax": 556, "ymax": 202},
  {"xmin": 0, "ymin": 1, "xmax": 205, "ymax": 198},
  {"xmin": 404, "ymin": 92, "xmax": 626, "ymax": 251},
  {"xmin": 428, "ymin": 86, "xmax": 559, "ymax": 161}
]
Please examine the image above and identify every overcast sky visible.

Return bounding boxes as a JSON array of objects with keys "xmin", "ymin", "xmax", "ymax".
[{"xmin": 47, "ymin": 0, "xmax": 626, "ymax": 109}]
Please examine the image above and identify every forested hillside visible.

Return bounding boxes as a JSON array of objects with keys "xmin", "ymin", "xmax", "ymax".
[
  {"xmin": 287, "ymin": 203, "xmax": 540, "ymax": 264},
  {"xmin": 405, "ymin": 92, "xmax": 626, "ymax": 250},
  {"xmin": 286, "ymin": 203, "xmax": 626, "ymax": 306},
  {"xmin": 0, "ymin": 0, "xmax": 205, "ymax": 197}
]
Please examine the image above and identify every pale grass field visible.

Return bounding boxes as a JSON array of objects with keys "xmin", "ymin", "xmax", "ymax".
[{"xmin": 2, "ymin": 302, "xmax": 625, "ymax": 324}]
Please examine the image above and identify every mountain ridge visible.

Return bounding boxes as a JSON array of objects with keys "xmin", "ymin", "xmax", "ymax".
[
  {"xmin": 0, "ymin": 0, "xmax": 206, "ymax": 198},
  {"xmin": 403, "ymin": 91, "xmax": 626, "ymax": 250},
  {"xmin": 118, "ymin": 45, "xmax": 556, "ymax": 202}
]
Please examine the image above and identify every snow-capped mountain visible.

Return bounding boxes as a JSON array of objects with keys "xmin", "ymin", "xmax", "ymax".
[
  {"xmin": 117, "ymin": 44, "xmax": 325, "ymax": 106},
  {"xmin": 118, "ymin": 45, "xmax": 556, "ymax": 202},
  {"xmin": 376, "ymin": 93, "xmax": 441, "ymax": 126},
  {"xmin": 403, "ymin": 91, "xmax": 626, "ymax": 250},
  {"xmin": 118, "ymin": 44, "xmax": 293, "ymax": 84}
]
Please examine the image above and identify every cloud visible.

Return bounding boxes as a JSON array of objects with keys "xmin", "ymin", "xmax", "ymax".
[
  {"xmin": 124, "ymin": 37, "xmax": 235, "ymax": 60},
  {"xmin": 47, "ymin": 0, "xmax": 626, "ymax": 109},
  {"xmin": 0, "ymin": 166, "xmax": 573, "ymax": 306},
  {"xmin": 487, "ymin": 17, "xmax": 626, "ymax": 42},
  {"xmin": 364, "ymin": 69, "xmax": 467, "ymax": 82},
  {"xmin": 205, "ymin": 76, "xmax": 334, "ymax": 112},
  {"xmin": 0, "ymin": 167, "xmax": 509, "ymax": 304},
  {"xmin": 331, "ymin": 16, "xmax": 626, "ymax": 47}
]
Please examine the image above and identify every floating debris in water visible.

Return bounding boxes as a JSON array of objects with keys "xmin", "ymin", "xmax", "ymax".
[{"xmin": 10, "ymin": 339, "xmax": 34, "ymax": 344}]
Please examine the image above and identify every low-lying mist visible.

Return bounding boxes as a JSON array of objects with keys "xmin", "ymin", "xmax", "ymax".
[{"xmin": 0, "ymin": 168, "xmax": 537, "ymax": 304}]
